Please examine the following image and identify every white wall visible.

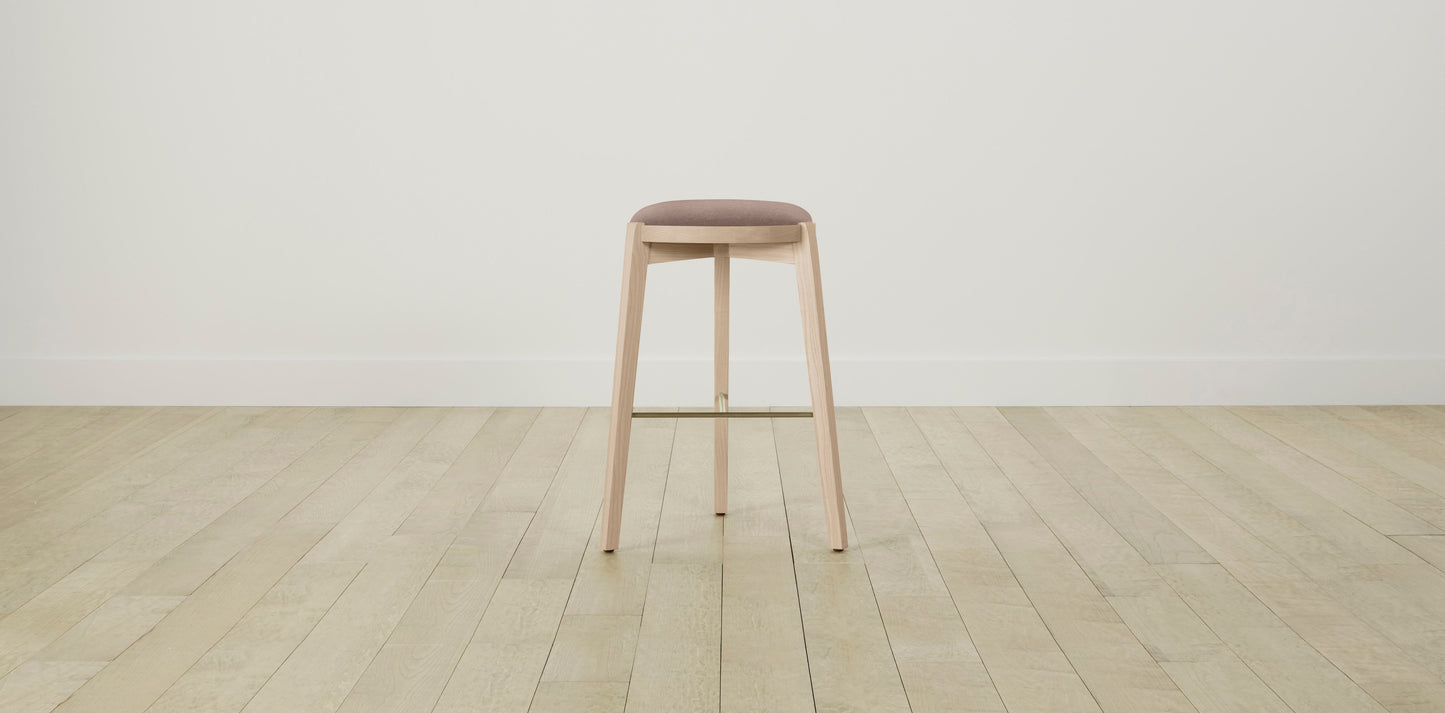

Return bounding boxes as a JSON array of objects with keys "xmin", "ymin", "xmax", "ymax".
[{"xmin": 3, "ymin": 1, "xmax": 1443, "ymax": 406}]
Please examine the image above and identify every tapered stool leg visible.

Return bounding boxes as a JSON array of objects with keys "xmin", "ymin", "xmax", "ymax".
[
  {"xmin": 602, "ymin": 223, "xmax": 649, "ymax": 552},
  {"xmin": 794, "ymin": 222, "xmax": 847, "ymax": 550},
  {"xmin": 714, "ymin": 245, "xmax": 729, "ymax": 515}
]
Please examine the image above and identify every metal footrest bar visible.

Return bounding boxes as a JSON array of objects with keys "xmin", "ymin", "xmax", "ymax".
[{"xmin": 631, "ymin": 409, "xmax": 813, "ymax": 419}]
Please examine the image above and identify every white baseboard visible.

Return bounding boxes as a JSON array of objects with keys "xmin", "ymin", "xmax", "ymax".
[{"xmin": 2, "ymin": 356, "xmax": 1443, "ymax": 406}]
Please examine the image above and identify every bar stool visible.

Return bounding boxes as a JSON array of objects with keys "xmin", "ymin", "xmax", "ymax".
[{"xmin": 601, "ymin": 199, "xmax": 847, "ymax": 552}]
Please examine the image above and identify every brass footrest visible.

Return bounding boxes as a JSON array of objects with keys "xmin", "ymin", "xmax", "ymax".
[{"xmin": 631, "ymin": 409, "xmax": 813, "ymax": 419}]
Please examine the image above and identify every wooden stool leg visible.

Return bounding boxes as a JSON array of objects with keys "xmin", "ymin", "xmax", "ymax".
[
  {"xmin": 602, "ymin": 223, "xmax": 649, "ymax": 552},
  {"xmin": 794, "ymin": 222, "xmax": 847, "ymax": 551},
  {"xmin": 714, "ymin": 245, "xmax": 729, "ymax": 515}
]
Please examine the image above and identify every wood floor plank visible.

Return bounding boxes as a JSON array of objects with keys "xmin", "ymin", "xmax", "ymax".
[
  {"xmin": 32, "ymin": 594, "xmax": 185, "ymax": 663},
  {"xmin": 774, "ymin": 411, "xmax": 912, "ymax": 713},
  {"xmin": 155, "ymin": 404, "xmax": 525, "ymax": 711},
  {"xmin": 330, "ymin": 517, "xmax": 535, "ymax": 713},
  {"xmin": 1103, "ymin": 592, "xmax": 1233, "ymax": 664},
  {"xmin": 412, "ymin": 407, "xmax": 592, "ymax": 713},
  {"xmin": 1068, "ymin": 408, "xmax": 1445, "ymax": 700},
  {"xmin": 720, "ymin": 418, "xmax": 811, "ymax": 713},
  {"xmin": 855, "ymin": 409, "xmax": 1009, "ymax": 713},
  {"xmin": 530, "ymin": 682, "xmax": 629, "ymax": 713},
  {"xmin": 1045, "ymin": 407, "xmax": 1292, "ymax": 567},
  {"xmin": 0, "ymin": 408, "xmax": 275, "ymax": 608},
  {"xmin": 879, "ymin": 408, "xmax": 1093, "ymax": 713},
  {"xmin": 721, "ymin": 537, "xmax": 813, "ymax": 713},
  {"xmin": 1147, "ymin": 407, "xmax": 1433, "ymax": 553},
  {"xmin": 0, "ymin": 407, "xmax": 263, "ymax": 536},
  {"xmin": 431, "ymin": 579, "xmax": 574, "ymax": 713},
  {"xmin": 78, "ymin": 407, "xmax": 354, "ymax": 577},
  {"xmin": 0, "ymin": 563, "xmax": 150, "ymax": 682},
  {"xmin": 541, "ymin": 615, "xmax": 640, "ymax": 683},
  {"xmin": 1394, "ymin": 535, "xmax": 1445, "ymax": 571},
  {"xmin": 240, "ymin": 533, "xmax": 450, "ymax": 713},
  {"xmin": 880, "ymin": 597, "xmax": 1007, "ymax": 713},
  {"xmin": 958, "ymin": 407, "xmax": 1197, "ymax": 713},
  {"xmin": 719, "ymin": 418, "xmax": 790, "ymax": 537},
  {"xmin": 260, "ymin": 408, "xmax": 441, "ymax": 530},
  {"xmin": 771, "ymin": 409, "xmax": 861, "ymax": 564},
  {"xmin": 50, "ymin": 522, "xmax": 339, "ymax": 713},
  {"xmin": 984, "ymin": 407, "xmax": 1205, "ymax": 597},
  {"xmin": 121, "ymin": 408, "xmax": 401, "ymax": 596},
  {"xmin": 1185, "ymin": 406, "xmax": 1441, "ymax": 534},
  {"xmin": 300, "ymin": 408, "xmax": 492, "ymax": 564},
  {"xmin": 793, "ymin": 562, "xmax": 913, "ymax": 713},
  {"xmin": 0, "ymin": 407, "xmax": 103, "ymax": 450},
  {"xmin": 7, "ymin": 406, "xmax": 1445, "ymax": 713},
  {"xmin": 1086, "ymin": 408, "xmax": 1445, "ymax": 708},
  {"xmin": 336, "ymin": 409, "xmax": 593, "ymax": 713},
  {"xmin": 0, "ymin": 406, "xmax": 117, "ymax": 473},
  {"xmin": 504, "ymin": 407, "xmax": 610, "ymax": 579},
  {"xmin": 1257, "ymin": 406, "xmax": 1445, "ymax": 497},
  {"xmin": 1409, "ymin": 406, "xmax": 1445, "ymax": 436},
  {"xmin": 343, "ymin": 408, "xmax": 607, "ymax": 713},
  {"xmin": 394, "ymin": 407, "xmax": 539, "ymax": 536},
  {"xmin": 1094, "ymin": 407, "xmax": 1413, "ymax": 579},
  {"xmin": 1, "ymin": 407, "xmax": 162, "ymax": 520},
  {"xmin": 521, "ymin": 413, "xmax": 672, "ymax": 713},
  {"xmin": 0, "ymin": 409, "xmax": 320, "ymax": 673},
  {"xmin": 0, "ymin": 407, "xmax": 67, "ymax": 449},
  {"xmin": 1001, "ymin": 407, "xmax": 1215, "ymax": 566},
  {"xmin": 0, "ymin": 407, "xmax": 216, "ymax": 530},
  {"xmin": 145, "ymin": 561, "xmax": 364, "ymax": 713},
  {"xmin": 1156, "ymin": 660, "xmax": 1293, "ymax": 713},
  {"xmin": 477, "ymin": 407, "xmax": 587, "ymax": 514},
  {"xmin": 1225, "ymin": 406, "xmax": 1445, "ymax": 528},
  {"xmin": 1325, "ymin": 406, "xmax": 1445, "ymax": 478},
  {"xmin": 0, "ymin": 660, "xmax": 106, "ymax": 713},
  {"xmin": 1219, "ymin": 558, "xmax": 1445, "ymax": 712},
  {"xmin": 624, "ymin": 417, "xmax": 723, "ymax": 713},
  {"xmin": 565, "ymin": 415, "xmax": 675, "ymax": 616},
  {"xmin": 0, "ymin": 408, "xmax": 168, "ymax": 501},
  {"xmin": 3, "ymin": 409, "xmax": 417, "ymax": 707},
  {"xmin": 838, "ymin": 409, "xmax": 948, "ymax": 599},
  {"xmin": 1362, "ymin": 406, "xmax": 1445, "ymax": 446},
  {"xmin": 1157, "ymin": 563, "xmax": 1390, "ymax": 713},
  {"xmin": 650, "ymin": 417, "xmax": 726, "ymax": 566},
  {"xmin": 999, "ymin": 409, "xmax": 1308, "ymax": 709}
]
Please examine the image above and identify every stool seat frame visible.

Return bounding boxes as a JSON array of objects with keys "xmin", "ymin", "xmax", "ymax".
[{"xmin": 601, "ymin": 221, "xmax": 847, "ymax": 552}]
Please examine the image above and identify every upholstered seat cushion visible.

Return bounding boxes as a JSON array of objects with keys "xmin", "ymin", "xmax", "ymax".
[{"xmin": 631, "ymin": 199, "xmax": 811, "ymax": 227}]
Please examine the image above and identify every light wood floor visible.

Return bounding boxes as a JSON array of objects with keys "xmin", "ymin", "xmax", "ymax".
[{"xmin": 3, "ymin": 406, "xmax": 1445, "ymax": 712}]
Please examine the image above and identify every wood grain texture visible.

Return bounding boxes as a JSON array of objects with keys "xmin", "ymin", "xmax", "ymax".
[
  {"xmin": 602, "ymin": 223, "xmax": 649, "ymax": 551},
  {"xmin": 1, "ymin": 405, "xmax": 1443, "ymax": 713},
  {"xmin": 795, "ymin": 222, "xmax": 846, "ymax": 550},
  {"xmin": 720, "ymin": 419, "xmax": 810, "ymax": 713},
  {"xmin": 956, "ymin": 407, "xmax": 1196, "ymax": 713},
  {"xmin": 715, "ymin": 244, "xmax": 729, "ymax": 516},
  {"xmin": 625, "ymin": 417, "xmax": 723, "ymax": 713}
]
